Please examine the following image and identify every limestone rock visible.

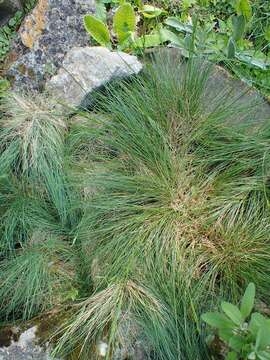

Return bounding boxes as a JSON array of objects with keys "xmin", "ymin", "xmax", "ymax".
[
  {"xmin": 46, "ymin": 46, "xmax": 143, "ymax": 107},
  {"xmin": 6, "ymin": 0, "xmax": 96, "ymax": 91},
  {"xmin": 0, "ymin": 325, "xmax": 61, "ymax": 360}
]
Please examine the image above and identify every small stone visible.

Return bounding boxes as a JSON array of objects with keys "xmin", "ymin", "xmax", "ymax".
[
  {"xmin": 17, "ymin": 326, "xmax": 37, "ymax": 349},
  {"xmin": 46, "ymin": 46, "xmax": 143, "ymax": 107},
  {"xmin": 97, "ymin": 341, "xmax": 108, "ymax": 357}
]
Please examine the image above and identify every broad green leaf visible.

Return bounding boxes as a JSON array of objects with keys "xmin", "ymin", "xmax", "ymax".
[
  {"xmin": 232, "ymin": 15, "xmax": 246, "ymax": 42},
  {"xmin": 141, "ymin": 5, "xmax": 163, "ymax": 18},
  {"xmin": 159, "ymin": 28, "xmax": 182, "ymax": 45},
  {"xmin": 256, "ymin": 322, "xmax": 270, "ymax": 351},
  {"xmin": 221, "ymin": 302, "xmax": 243, "ymax": 325},
  {"xmin": 133, "ymin": 33, "xmax": 163, "ymax": 48},
  {"xmin": 229, "ymin": 335, "xmax": 245, "ymax": 351},
  {"xmin": 84, "ymin": 15, "xmax": 111, "ymax": 47},
  {"xmin": 116, "ymin": 31, "xmax": 134, "ymax": 50},
  {"xmin": 227, "ymin": 37, "xmax": 235, "ymax": 59},
  {"xmin": 235, "ymin": 0, "xmax": 252, "ymax": 20},
  {"xmin": 226, "ymin": 351, "xmax": 238, "ymax": 360},
  {"xmin": 240, "ymin": 283, "xmax": 255, "ymax": 319},
  {"xmin": 249, "ymin": 313, "xmax": 268, "ymax": 339},
  {"xmin": 113, "ymin": 3, "xmax": 136, "ymax": 43},
  {"xmin": 219, "ymin": 328, "xmax": 234, "ymax": 342},
  {"xmin": 235, "ymin": 53, "xmax": 270, "ymax": 70},
  {"xmin": 165, "ymin": 17, "xmax": 193, "ymax": 33},
  {"xmin": 201, "ymin": 312, "xmax": 235, "ymax": 329}
]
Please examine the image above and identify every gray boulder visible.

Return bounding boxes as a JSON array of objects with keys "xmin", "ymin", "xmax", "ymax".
[
  {"xmin": 0, "ymin": 0, "xmax": 22, "ymax": 26},
  {"xmin": 6, "ymin": 0, "xmax": 96, "ymax": 91},
  {"xmin": 208, "ymin": 64, "xmax": 270, "ymax": 124},
  {"xmin": 154, "ymin": 48, "xmax": 270, "ymax": 123},
  {"xmin": 0, "ymin": 0, "xmax": 22, "ymax": 11},
  {"xmin": 46, "ymin": 46, "xmax": 143, "ymax": 107}
]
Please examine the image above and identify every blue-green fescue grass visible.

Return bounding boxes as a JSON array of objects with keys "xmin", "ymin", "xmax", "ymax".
[
  {"xmin": 0, "ymin": 92, "xmax": 70, "ymax": 224},
  {"xmin": 0, "ymin": 53, "xmax": 270, "ymax": 359},
  {"xmin": 52, "ymin": 280, "xmax": 166, "ymax": 359},
  {"xmin": 52, "ymin": 54, "xmax": 270, "ymax": 359},
  {"xmin": 140, "ymin": 257, "xmax": 211, "ymax": 360},
  {"xmin": 0, "ymin": 175, "xmax": 63, "ymax": 252},
  {"xmin": 0, "ymin": 92, "xmax": 80, "ymax": 322},
  {"xmin": 190, "ymin": 109, "xmax": 270, "ymax": 223},
  {"xmin": 0, "ymin": 235, "xmax": 74, "ymax": 321}
]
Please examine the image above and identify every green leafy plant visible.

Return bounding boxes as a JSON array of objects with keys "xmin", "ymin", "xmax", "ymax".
[
  {"xmin": 23, "ymin": 0, "xmax": 37, "ymax": 13},
  {"xmin": 0, "ymin": 11, "xmax": 23, "ymax": 62},
  {"xmin": 82, "ymin": 0, "xmax": 270, "ymax": 95},
  {"xmin": 163, "ymin": 8, "xmax": 270, "ymax": 94},
  {"xmin": 84, "ymin": 1, "xmax": 166, "ymax": 51},
  {"xmin": 235, "ymin": 0, "xmax": 252, "ymax": 20},
  {"xmin": 202, "ymin": 283, "xmax": 270, "ymax": 360},
  {"xmin": 84, "ymin": 3, "xmax": 137, "ymax": 49}
]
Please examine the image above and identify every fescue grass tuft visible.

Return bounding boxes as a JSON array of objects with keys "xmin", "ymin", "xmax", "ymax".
[
  {"xmin": 0, "ymin": 235, "xmax": 74, "ymax": 321},
  {"xmin": 0, "ymin": 92, "xmax": 70, "ymax": 224},
  {"xmin": 56, "ymin": 53, "xmax": 270, "ymax": 359},
  {"xmin": 0, "ymin": 53, "xmax": 270, "ymax": 359}
]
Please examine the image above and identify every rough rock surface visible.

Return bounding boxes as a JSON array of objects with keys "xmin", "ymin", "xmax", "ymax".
[
  {"xmin": 46, "ymin": 46, "xmax": 143, "ymax": 107},
  {"xmin": 209, "ymin": 64, "xmax": 270, "ymax": 123},
  {"xmin": 0, "ymin": 326, "xmax": 59, "ymax": 360},
  {"xmin": 6, "ymin": 0, "xmax": 95, "ymax": 91}
]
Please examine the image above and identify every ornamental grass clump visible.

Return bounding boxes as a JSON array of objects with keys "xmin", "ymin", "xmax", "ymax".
[
  {"xmin": 0, "ymin": 92, "xmax": 70, "ymax": 225},
  {"xmin": 0, "ymin": 53, "xmax": 269, "ymax": 359},
  {"xmin": 0, "ymin": 93, "xmax": 77, "ymax": 321},
  {"xmin": 0, "ymin": 235, "xmax": 74, "ymax": 321}
]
